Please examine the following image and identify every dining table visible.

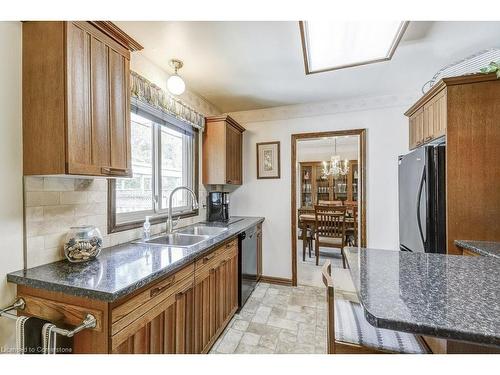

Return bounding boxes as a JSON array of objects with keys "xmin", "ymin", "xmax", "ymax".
[{"xmin": 298, "ymin": 207, "xmax": 356, "ymax": 261}]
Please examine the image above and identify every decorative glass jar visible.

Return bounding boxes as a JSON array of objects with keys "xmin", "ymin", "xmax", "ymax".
[{"xmin": 64, "ymin": 226, "xmax": 103, "ymax": 263}]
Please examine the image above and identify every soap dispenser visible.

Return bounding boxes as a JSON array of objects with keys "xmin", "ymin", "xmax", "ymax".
[{"xmin": 143, "ymin": 216, "xmax": 152, "ymax": 240}]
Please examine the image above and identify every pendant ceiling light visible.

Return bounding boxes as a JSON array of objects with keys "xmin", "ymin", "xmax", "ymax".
[
  {"xmin": 322, "ymin": 138, "xmax": 349, "ymax": 178},
  {"xmin": 167, "ymin": 59, "xmax": 186, "ymax": 95}
]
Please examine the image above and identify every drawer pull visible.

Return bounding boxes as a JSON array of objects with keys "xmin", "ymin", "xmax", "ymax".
[
  {"xmin": 150, "ymin": 276, "xmax": 175, "ymax": 298},
  {"xmin": 202, "ymin": 253, "xmax": 215, "ymax": 264},
  {"xmin": 225, "ymin": 243, "xmax": 233, "ymax": 249},
  {"xmin": 101, "ymin": 167, "xmax": 130, "ymax": 176}
]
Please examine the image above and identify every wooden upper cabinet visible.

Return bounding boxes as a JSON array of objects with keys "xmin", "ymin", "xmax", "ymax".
[
  {"xmin": 405, "ymin": 87, "xmax": 447, "ymax": 150},
  {"xmin": 408, "ymin": 107, "xmax": 424, "ymax": 149},
  {"xmin": 23, "ymin": 21, "xmax": 142, "ymax": 177},
  {"xmin": 203, "ymin": 115, "xmax": 245, "ymax": 185}
]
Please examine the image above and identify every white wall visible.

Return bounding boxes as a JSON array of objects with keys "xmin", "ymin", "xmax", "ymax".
[
  {"xmin": 0, "ymin": 21, "xmax": 23, "ymax": 352},
  {"xmin": 297, "ymin": 142, "xmax": 358, "ymax": 162},
  {"xmin": 230, "ymin": 98, "xmax": 411, "ymax": 279}
]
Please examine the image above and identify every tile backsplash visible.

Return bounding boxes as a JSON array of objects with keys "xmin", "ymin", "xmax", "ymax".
[{"xmin": 24, "ymin": 176, "xmax": 206, "ymax": 268}]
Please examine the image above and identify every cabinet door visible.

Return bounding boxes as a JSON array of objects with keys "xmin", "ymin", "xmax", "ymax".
[
  {"xmin": 66, "ymin": 22, "xmax": 131, "ymax": 177},
  {"xmin": 66, "ymin": 22, "xmax": 96, "ymax": 175},
  {"xmin": 111, "ymin": 282, "xmax": 194, "ymax": 354},
  {"xmin": 194, "ymin": 267, "xmax": 217, "ymax": 353},
  {"xmin": 409, "ymin": 115, "xmax": 418, "ymax": 149},
  {"xmin": 225, "ymin": 124, "xmax": 242, "ymax": 185},
  {"xmin": 409, "ymin": 108, "xmax": 424, "ymax": 150},
  {"xmin": 174, "ymin": 284, "xmax": 195, "ymax": 354},
  {"xmin": 108, "ymin": 48, "xmax": 132, "ymax": 176},
  {"xmin": 226, "ymin": 247, "xmax": 238, "ymax": 316},
  {"xmin": 423, "ymin": 100, "xmax": 434, "ymax": 143},
  {"xmin": 433, "ymin": 90, "xmax": 447, "ymax": 138},
  {"xmin": 215, "ymin": 258, "xmax": 227, "ymax": 329},
  {"xmin": 89, "ymin": 36, "xmax": 111, "ymax": 170}
]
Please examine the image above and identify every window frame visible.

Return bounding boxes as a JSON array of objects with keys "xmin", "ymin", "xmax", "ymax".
[{"xmin": 108, "ymin": 100, "xmax": 200, "ymax": 234}]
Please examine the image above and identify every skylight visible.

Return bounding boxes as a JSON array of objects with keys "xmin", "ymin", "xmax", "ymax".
[{"xmin": 300, "ymin": 21, "xmax": 408, "ymax": 74}]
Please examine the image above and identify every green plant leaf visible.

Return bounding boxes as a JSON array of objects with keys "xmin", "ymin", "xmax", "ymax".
[{"xmin": 480, "ymin": 64, "xmax": 498, "ymax": 74}]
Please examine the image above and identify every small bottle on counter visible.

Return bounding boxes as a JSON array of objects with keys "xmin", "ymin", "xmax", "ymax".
[{"xmin": 143, "ymin": 216, "xmax": 152, "ymax": 240}]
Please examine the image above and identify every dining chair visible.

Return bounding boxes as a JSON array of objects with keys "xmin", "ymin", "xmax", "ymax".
[
  {"xmin": 345, "ymin": 203, "xmax": 358, "ymax": 246},
  {"xmin": 298, "ymin": 208, "xmax": 314, "ymax": 261},
  {"xmin": 322, "ymin": 261, "xmax": 428, "ymax": 354},
  {"xmin": 314, "ymin": 205, "xmax": 346, "ymax": 267}
]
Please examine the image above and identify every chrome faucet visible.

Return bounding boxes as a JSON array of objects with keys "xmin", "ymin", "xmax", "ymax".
[{"xmin": 166, "ymin": 186, "xmax": 199, "ymax": 234}]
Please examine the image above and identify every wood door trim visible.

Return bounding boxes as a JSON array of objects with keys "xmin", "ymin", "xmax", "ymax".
[{"xmin": 291, "ymin": 129, "xmax": 367, "ymax": 286}]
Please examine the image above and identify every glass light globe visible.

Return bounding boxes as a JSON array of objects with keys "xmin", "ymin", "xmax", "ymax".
[{"xmin": 167, "ymin": 74, "xmax": 185, "ymax": 95}]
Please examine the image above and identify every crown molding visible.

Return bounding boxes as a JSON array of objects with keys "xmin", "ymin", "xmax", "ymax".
[{"xmin": 229, "ymin": 92, "xmax": 419, "ymax": 124}]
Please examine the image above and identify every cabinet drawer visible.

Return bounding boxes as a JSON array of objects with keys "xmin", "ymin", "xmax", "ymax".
[
  {"xmin": 194, "ymin": 239, "xmax": 238, "ymax": 282},
  {"xmin": 195, "ymin": 239, "xmax": 237, "ymax": 270},
  {"xmin": 111, "ymin": 263, "xmax": 194, "ymax": 335}
]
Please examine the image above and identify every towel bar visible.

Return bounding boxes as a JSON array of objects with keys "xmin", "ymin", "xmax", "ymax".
[{"xmin": 0, "ymin": 298, "xmax": 97, "ymax": 337}]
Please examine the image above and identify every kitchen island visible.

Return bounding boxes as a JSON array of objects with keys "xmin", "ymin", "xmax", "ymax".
[
  {"xmin": 7, "ymin": 217, "xmax": 264, "ymax": 354},
  {"xmin": 344, "ymin": 247, "xmax": 500, "ymax": 353}
]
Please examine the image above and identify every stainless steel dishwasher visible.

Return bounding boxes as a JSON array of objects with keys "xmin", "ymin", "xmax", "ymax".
[{"xmin": 238, "ymin": 226, "xmax": 258, "ymax": 309}]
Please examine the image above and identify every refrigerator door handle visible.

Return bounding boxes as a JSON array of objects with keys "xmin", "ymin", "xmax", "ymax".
[{"xmin": 416, "ymin": 167, "xmax": 426, "ymax": 249}]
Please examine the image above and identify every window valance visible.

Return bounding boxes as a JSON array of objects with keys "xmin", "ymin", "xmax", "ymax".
[{"xmin": 130, "ymin": 71, "xmax": 205, "ymax": 131}]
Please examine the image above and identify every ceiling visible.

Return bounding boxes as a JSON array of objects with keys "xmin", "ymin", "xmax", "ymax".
[{"xmin": 116, "ymin": 21, "xmax": 500, "ymax": 113}]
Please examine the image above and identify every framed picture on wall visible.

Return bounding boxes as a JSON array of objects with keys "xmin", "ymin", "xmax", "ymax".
[{"xmin": 256, "ymin": 141, "xmax": 281, "ymax": 179}]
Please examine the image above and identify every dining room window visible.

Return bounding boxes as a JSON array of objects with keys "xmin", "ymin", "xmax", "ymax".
[{"xmin": 109, "ymin": 103, "xmax": 199, "ymax": 231}]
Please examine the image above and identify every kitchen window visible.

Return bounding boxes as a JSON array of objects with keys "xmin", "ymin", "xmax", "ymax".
[{"xmin": 109, "ymin": 100, "xmax": 199, "ymax": 232}]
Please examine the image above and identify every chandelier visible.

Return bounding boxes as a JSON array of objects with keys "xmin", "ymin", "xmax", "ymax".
[{"xmin": 322, "ymin": 138, "xmax": 349, "ymax": 178}]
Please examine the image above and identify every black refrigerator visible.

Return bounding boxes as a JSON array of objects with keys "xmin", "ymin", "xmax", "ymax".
[{"xmin": 398, "ymin": 142, "xmax": 446, "ymax": 253}]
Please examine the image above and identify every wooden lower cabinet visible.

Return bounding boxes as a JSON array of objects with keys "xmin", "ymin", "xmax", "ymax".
[
  {"xmin": 111, "ymin": 281, "xmax": 195, "ymax": 354},
  {"xmin": 194, "ymin": 239, "xmax": 238, "ymax": 353},
  {"xmin": 16, "ymin": 237, "xmax": 241, "ymax": 354}
]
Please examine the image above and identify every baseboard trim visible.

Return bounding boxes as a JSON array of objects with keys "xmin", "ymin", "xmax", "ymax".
[{"xmin": 259, "ymin": 275, "xmax": 293, "ymax": 286}]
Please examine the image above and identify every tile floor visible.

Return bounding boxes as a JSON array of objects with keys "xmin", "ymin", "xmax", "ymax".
[
  {"xmin": 209, "ymin": 282, "xmax": 328, "ymax": 354},
  {"xmin": 297, "ymin": 241, "xmax": 343, "ymax": 287}
]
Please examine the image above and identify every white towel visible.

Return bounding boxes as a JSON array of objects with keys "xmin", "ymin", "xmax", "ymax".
[
  {"xmin": 15, "ymin": 316, "xmax": 29, "ymax": 354},
  {"xmin": 42, "ymin": 323, "xmax": 57, "ymax": 354}
]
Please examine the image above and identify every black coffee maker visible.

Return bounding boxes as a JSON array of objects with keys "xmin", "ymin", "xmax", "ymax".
[{"xmin": 206, "ymin": 192, "xmax": 230, "ymax": 222}]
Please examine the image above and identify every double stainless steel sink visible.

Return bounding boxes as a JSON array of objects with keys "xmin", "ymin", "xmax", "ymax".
[{"xmin": 134, "ymin": 224, "xmax": 228, "ymax": 248}]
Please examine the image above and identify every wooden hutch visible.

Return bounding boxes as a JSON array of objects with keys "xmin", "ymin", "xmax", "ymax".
[{"xmin": 299, "ymin": 160, "xmax": 358, "ymax": 209}]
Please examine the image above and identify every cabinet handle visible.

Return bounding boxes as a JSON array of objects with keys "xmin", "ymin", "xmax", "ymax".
[
  {"xmin": 225, "ymin": 243, "xmax": 232, "ymax": 249},
  {"xmin": 226, "ymin": 180, "xmax": 233, "ymax": 184},
  {"xmin": 150, "ymin": 276, "xmax": 175, "ymax": 297},
  {"xmin": 101, "ymin": 167, "xmax": 130, "ymax": 176},
  {"xmin": 202, "ymin": 253, "xmax": 215, "ymax": 264},
  {"xmin": 425, "ymin": 136, "xmax": 433, "ymax": 141}
]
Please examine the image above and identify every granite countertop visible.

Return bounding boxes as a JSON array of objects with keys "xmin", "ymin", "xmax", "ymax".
[
  {"xmin": 344, "ymin": 247, "xmax": 500, "ymax": 347},
  {"xmin": 455, "ymin": 240, "xmax": 500, "ymax": 258},
  {"xmin": 8, "ymin": 216, "xmax": 264, "ymax": 302}
]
